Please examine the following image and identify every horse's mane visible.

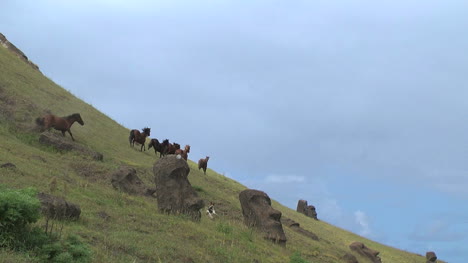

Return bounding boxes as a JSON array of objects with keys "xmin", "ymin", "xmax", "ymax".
[{"xmin": 63, "ymin": 113, "xmax": 80, "ymax": 120}]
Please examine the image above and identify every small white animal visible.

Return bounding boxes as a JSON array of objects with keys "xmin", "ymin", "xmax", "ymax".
[{"xmin": 206, "ymin": 202, "xmax": 216, "ymax": 219}]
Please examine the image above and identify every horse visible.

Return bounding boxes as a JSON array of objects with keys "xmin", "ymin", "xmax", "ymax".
[
  {"xmin": 198, "ymin": 156, "xmax": 210, "ymax": 175},
  {"xmin": 175, "ymin": 145, "xmax": 191, "ymax": 161},
  {"xmin": 165, "ymin": 141, "xmax": 180, "ymax": 155},
  {"xmin": 35, "ymin": 113, "xmax": 84, "ymax": 141},
  {"xmin": 129, "ymin": 127, "xmax": 151, "ymax": 151},
  {"xmin": 148, "ymin": 138, "xmax": 169, "ymax": 157}
]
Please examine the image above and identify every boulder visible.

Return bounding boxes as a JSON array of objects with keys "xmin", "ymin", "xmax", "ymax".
[
  {"xmin": 349, "ymin": 242, "xmax": 381, "ymax": 263},
  {"xmin": 239, "ymin": 189, "xmax": 287, "ymax": 245},
  {"xmin": 37, "ymin": 192, "xmax": 81, "ymax": 220},
  {"xmin": 281, "ymin": 217, "xmax": 319, "ymax": 241},
  {"xmin": 426, "ymin": 251, "xmax": 437, "ymax": 262},
  {"xmin": 111, "ymin": 166, "xmax": 152, "ymax": 196},
  {"xmin": 296, "ymin": 199, "xmax": 318, "ymax": 220},
  {"xmin": 153, "ymin": 155, "xmax": 204, "ymax": 220}
]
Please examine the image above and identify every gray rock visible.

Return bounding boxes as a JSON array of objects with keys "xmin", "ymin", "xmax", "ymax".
[
  {"xmin": 37, "ymin": 192, "xmax": 81, "ymax": 220},
  {"xmin": 239, "ymin": 189, "xmax": 287, "ymax": 245},
  {"xmin": 153, "ymin": 155, "xmax": 204, "ymax": 220}
]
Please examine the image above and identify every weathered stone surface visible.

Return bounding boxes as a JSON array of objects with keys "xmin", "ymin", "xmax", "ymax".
[
  {"xmin": 37, "ymin": 192, "xmax": 81, "ymax": 220},
  {"xmin": 281, "ymin": 217, "xmax": 319, "ymax": 241},
  {"xmin": 349, "ymin": 242, "xmax": 381, "ymax": 263},
  {"xmin": 153, "ymin": 155, "xmax": 204, "ymax": 220},
  {"xmin": 297, "ymin": 199, "xmax": 307, "ymax": 213},
  {"xmin": 296, "ymin": 199, "xmax": 318, "ymax": 220},
  {"xmin": 111, "ymin": 166, "xmax": 151, "ymax": 196},
  {"xmin": 304, "ymin": 205, "xmax": 317, "ymax": 219},
  {"xmin": 426, "ymin": 251, "xmax": 437, "ymax": 262},
  {"xmin": 239, "ymin": 189, "xmax": 287, "ymax": 245},
  {"xmin": 39, "ymin": 131, "xmax": 103, "ymax": 161}
]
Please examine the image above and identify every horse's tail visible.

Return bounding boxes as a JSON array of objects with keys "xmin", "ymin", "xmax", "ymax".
[
  {"xmin": 129, "ymin": 130, "xmax": 135, "ymax": 146},
  {"xmin": 35, "ymin": 117, "xmax": 44, "ymax": 127}
]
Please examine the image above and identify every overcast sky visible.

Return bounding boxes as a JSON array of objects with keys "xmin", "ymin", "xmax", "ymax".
[{"xmin": 2, "ymin": 0, "xmax": 468, "ymax": 262}]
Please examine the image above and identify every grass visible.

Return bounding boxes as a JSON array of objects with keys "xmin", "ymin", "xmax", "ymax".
[{"xmin": 0, "ymin": 42, "xmax": 441, "ymax": 263}]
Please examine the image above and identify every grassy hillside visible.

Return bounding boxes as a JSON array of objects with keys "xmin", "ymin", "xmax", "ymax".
[{"xmin": 0, "ymin": 42, "xmax": 436, "ymax": 263}]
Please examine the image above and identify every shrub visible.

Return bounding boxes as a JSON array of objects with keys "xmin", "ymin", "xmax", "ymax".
[
  {"xmin": 0, "ymin": 186, "xmax": 92, "ymax": 262},
  {"xmin": 0, "ymin": 187, "xmax": 42, "ymax": 249}
]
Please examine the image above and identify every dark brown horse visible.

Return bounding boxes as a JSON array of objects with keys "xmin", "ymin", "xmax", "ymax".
[
  {"xmin": 148, "ymin": 138, "xmax": 169, "ymax": 157},
  {"xmin": 198, "ymin": 156, "xmax": 210, "ymax": 175},
  {"xmin": 35, "ymin": 113, "xmax": 84, "ymax": 141},
  {"xmin": 165, "ymin": 141, "xmax": 180, "ymax": 155},
  {"xmin": 129, "ymin": 127, "xmax": 151, "ymax": 151}
]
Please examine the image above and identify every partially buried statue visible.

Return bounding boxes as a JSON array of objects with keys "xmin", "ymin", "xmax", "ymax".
[
  {"xmin": 239, "ymin": 189, "xmax": 287, "ymax": 245},
  {"xmin": 349, "ymin": 242, "xmax": 382, "ymax": 263},
  {"xmin": 153, "ymin": 155, "xmax": 204, "ymax": 220}
]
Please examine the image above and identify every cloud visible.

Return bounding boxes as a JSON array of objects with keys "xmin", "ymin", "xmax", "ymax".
[
  {"xmin": 265, "ymin": 174, "xmax": 306, "ymax": 183},
  {"xmin": 354, "ymin": 210, "xmax": 372, "ymax": 237}
]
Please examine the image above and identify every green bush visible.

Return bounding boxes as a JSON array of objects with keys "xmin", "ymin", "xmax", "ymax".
[
  {"xmin": 0, "ymin": 186, "xmax": 92, "ymax": 262},
  {"xmin": 0, "ymin": 187, "xmax": 42, "ymax": 249}
]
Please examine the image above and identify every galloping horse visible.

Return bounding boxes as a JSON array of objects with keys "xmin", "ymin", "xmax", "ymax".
[
  {"xmin": 36, "ymin": 113, "xmax": 85, "ymax": 141},
  {"xmin": 129, "ymin": 127, "xmax": 151, "ymax": 151}
]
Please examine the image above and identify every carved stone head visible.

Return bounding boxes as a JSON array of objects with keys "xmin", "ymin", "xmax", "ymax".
[
  {"xmin": 153, "ymin": 155, "xmax": 204, "ymax": 220},
  {"xmin": 349, "ymin": 242, "xmax": 382, "ymax": 263},
  {"xmin": 239, "ymin": 189, "xmax": 287, "ymax": 245}
]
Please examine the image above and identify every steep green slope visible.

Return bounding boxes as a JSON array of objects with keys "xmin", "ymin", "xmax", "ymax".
[{"xmin": 0, "ymin": 42, "xmax": 435, "ymax": 263}]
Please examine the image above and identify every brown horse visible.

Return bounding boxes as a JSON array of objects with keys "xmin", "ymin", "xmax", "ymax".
[
  {"xmin": 148, "ymin": 138, "xmax": 169, "ymax": 157},
  {"xmin": 175, "ymin": 145, "xmax": 191, "ymax": 160},
  {"xmin": 165, "ymin": 141, "xmax": 180, "ymax": 155},
  {"xmin": 129, "ymin": 127, "xmax": 151, "ymax": 151},
  {"xmin": 198, "ymin": 156, "xmax": 210, "ymax": 175},
  {"xmin": 35, "ymin": 113, "xmax": 84, "ymax": 141}
]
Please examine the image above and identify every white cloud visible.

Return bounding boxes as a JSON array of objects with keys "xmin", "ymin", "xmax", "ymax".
[
  {"xmin": 265, "ymin": 174, "xmax": 306, "ymax": 183},
  {"xmin": 354, "ymin": 210, "xmax": 372, "ymax": 237}
]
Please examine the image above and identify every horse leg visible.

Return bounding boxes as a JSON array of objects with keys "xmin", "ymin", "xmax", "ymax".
[
  {"xmin": 129, "ymin": 131, "xmax": 134, "ymax": 147},
  {"xmin": 68, "ymin": 130, "xmax": 75, "ymax": 141}
]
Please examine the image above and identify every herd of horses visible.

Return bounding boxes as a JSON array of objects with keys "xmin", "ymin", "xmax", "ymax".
[{"xmin": 35, "ymin": 113, "xmax": 210, "ymax": 174}]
